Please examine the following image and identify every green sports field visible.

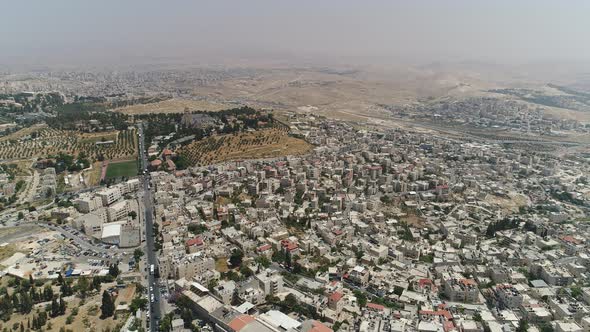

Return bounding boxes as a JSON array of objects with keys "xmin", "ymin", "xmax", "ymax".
[{"xmin": 106, "ymin": 159, "xmax": 138, "ymax": 179}]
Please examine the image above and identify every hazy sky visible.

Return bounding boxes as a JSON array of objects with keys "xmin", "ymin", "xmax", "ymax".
[{"xmin": 2, "ymin": 0, "xmax": 590, "ymax": 66}]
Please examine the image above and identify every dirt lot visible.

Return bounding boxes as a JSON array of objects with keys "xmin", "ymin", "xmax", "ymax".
[
  {"xmin": 0, "ymin": 243, "xmax": 18, "ymax": 262},
  {"xmin": 115, "ymin": 284, "xmax": 136, "ymax": 306},
  {"xmin": 113, "ymin": 98, "xmax": 234, "ymax": 115},
  {"xmin": 84, "ymin": 161, "xmax": 103, "ymax": 186},
  {"xmin": 485, "ymin": 192, "xmax": 530, "ymax": 214},
  {"xmin": 0, "ymin": 225, "xmax": 42, "ymax": 244},
  {"xmin": 215, "ymin": 257, "xmax": 229, "ymax": 273}
]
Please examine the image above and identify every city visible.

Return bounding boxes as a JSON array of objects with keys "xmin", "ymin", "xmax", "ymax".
[{"xmin": 1, "ymin": 2, "xmax": 590, "ymax": 332}]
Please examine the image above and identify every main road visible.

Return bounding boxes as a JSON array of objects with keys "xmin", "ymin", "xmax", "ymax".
[{"xmin": 137, "ymin": 124, "xmax": 161, "ymax": 331}]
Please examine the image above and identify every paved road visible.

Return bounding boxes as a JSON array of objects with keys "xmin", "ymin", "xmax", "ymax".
[{"xmin": 138, "ymin": 124, "xmax": 162, "ymax": 331}]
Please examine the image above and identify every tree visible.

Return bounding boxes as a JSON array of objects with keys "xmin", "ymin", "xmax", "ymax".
[
  {"xmin": 272, "ymin": 250, "xmax": 286, "ymax": 264},
  {"xmin": 19, "ymin": 293, "xmax": 32, "ymax": 314},
  {"xmin": 240, "ymin": 265, "xmax": 253, "ymax": 278},
  {"xmin": 100, "ymin": 291, "xmax": 115, "ymax": 318},
  {"xmin": 285, "ymin": 293, "xmax": 298, "ymax": 308},
  {"xmin": 51, "ymin": 298, "xmax": 60, "ymax": 317},
  {"xmin": 108, "ymin": 264, "xmax": 120, "ymax": 278},
  {"xmin": 133, "ymin": 248, "xmax": 144, "ymax": 263},
  {"xmin": 60, "ymin": 280, "xmax": 73, "ymax": 296},
  {"xmin": 229, "ymin": 250, "xmax": 244, "ymax": 268},
  {"xmin": 129, "ymin": 297, "xmax": 148, "ymax": 312},
  {"xmin": 128, "ymin": 211, "xmax": 137, "ymax": 220},
  {"xmin": 43, "ymin": 284, "xmax": 54, "ymax": 301},
  {"xmin": 207, "ymin": 279, "xmax": 219, "ymax": 292},
  {"xmin": 160, "ymin": 313, "xmax": 173, "ymax": 332},
  {"xmin": 76, "ymin": 277, "xmax": 89, "ymax": 298},
  {"xmin": 187, "ymin": 223, "xmax": 207, "ymax": 234},
  {"xmin": 473, "ymin": 312, "xmax": 482, "ymax": 322},
  {"xmin": 57, "ymin": 273, "xmax": 64, "ymax": 286},
  {"xmin": 255, "ymin": 255, "xmax": 271, "ymax": 268},
  {"xmin": 353, "ymin": 290, "xmax": 367, "ymax": 308},
  {"xmin": 180, "ymin": 308, "xmax": 193, "ymax": 328},
  {"xmin": 570, "ymin": 286, "xmax": 582, "ymax": 299},
  {"xmin": 539, "ymin": 323, "xmax": 554, "ymax": 332},
  {"xmin": 516, "ymin": 319, "xmax": 529, "ymax": 332},
  {"xmin": 59, "ymin": 295, "xmax": 66, "ymax": 315},
  {"xmin": 92, "ymin": 276, "xmax": 102, "ymax": 291}
]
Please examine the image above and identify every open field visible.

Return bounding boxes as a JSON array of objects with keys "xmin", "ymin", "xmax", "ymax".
[
  {"xmin": 215, "ymin": 257, "xmax": 229, "ymax": 273},
  {"xmin": 106, "ymin": 159, "xmax": 138, "ymax": 179},
  {"xmin": 0, "ymin": 225, "xmax": 41, "ymax": 244},
  {"xmin": 113, "ymin": 98, "xmax": 235, "ymax": 115},
  {"xmin": 486, "ymin": 192, "xmax": 530, "ymax": 214},
  {"xmin": 0, "ymin": 126, "xmax": 137, "ymax": 161},
  {"xmin": 179, "ymin": 127, "xmax": 312, "ymax": 166},
  {"xmin": 0, "ymin": 243, "xmax": 18, "ymax": 262},
  {"xmin": 85, "ymin": 161, "xmax": 103, "ymax": 186},
  {"xmin": 115, "ymin": 284, "xmax": 136, "ymax": 306}
]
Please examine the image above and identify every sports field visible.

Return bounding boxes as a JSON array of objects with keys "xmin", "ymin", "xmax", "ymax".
[{"xmin": 105, "ymin": 159, "xmax": 138, "ymax": 179}]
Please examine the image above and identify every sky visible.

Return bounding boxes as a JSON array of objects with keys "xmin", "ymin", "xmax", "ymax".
[{"xmin": 2, "ymin": 0, "xmax": 590, "ymax": 66}]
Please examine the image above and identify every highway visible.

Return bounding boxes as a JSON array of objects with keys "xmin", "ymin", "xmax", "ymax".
[{"xmin": 137, "ymin": 124, "xmax": 162, "ymax": 331}]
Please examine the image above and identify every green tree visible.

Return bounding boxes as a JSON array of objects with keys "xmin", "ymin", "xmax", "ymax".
[
  {"xmin": 57, "ymin": 273, "xmax": 64, "ymax": 285},
  {"xmin": 100, "ymin": 291, "xmax": 115, "ymax": 318},
  {"xmin": 353, "ymin": 290, "xmax": 367, "ymax": 308},
  {"xmin": 180, "ymin": 308, "xmax": 193, "ymax": 328},
  {"xmin": 43, "ymin": 284, "xmax": 54, "ymax": 301},
  {"xmin": 570, "ymin": 286, "xmax": 582, "ymax": 299},
  {"xmin": 19, "ymin": 293, "xmax": 33, "ymax": 314},
  {"xmin": 229, "ymin": 250, "xmax": 244, "ymax": 268},
  {"xmin": 59, "ymin": 295, "xmax": 66, "ymax": 315},
  {"xmin": 255, "ymin": 255, "xmax": 271, "ymax": 268},
  {"xmin": 60, "ymin": 280, "xmax": 73, "ymax": 296},
  {"xmin": 133, "ymin": 248, "xmax": 144, "ymax": 262},
  {"xmin": 51, "ymin": 298, "xmax": 60, "ymax": 317},
  {"xmin": 285, "ymin": 293, "xmax": 298, "ymax": 309},
  {"xmin": 159, "ymin": 313, "xmax": 173, "ymax": 332},
  {"xmin": 240, "ymin": 265, "xmax": 253, "ymax": 278},
  {"xmin": 92, "ymin": 276, "xmax": 102, "ymax": 291},
  {"xmin": 129, "ymin": 297, "xmax": 148, "ymax": 312},
  {"xmin": 108, "ymin": 264, "xmax": 120, "ymax": 278},
  {"xmin": 76, "ymin": 277, "xmax": 89, "ymax": 298},
  {"xmin": 538, "ymin": 323, "xmax": 554, "ymax": 332},
  {"xmin": 516, "ymin": 319, "xmax": 529, "ymax": 332}
]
